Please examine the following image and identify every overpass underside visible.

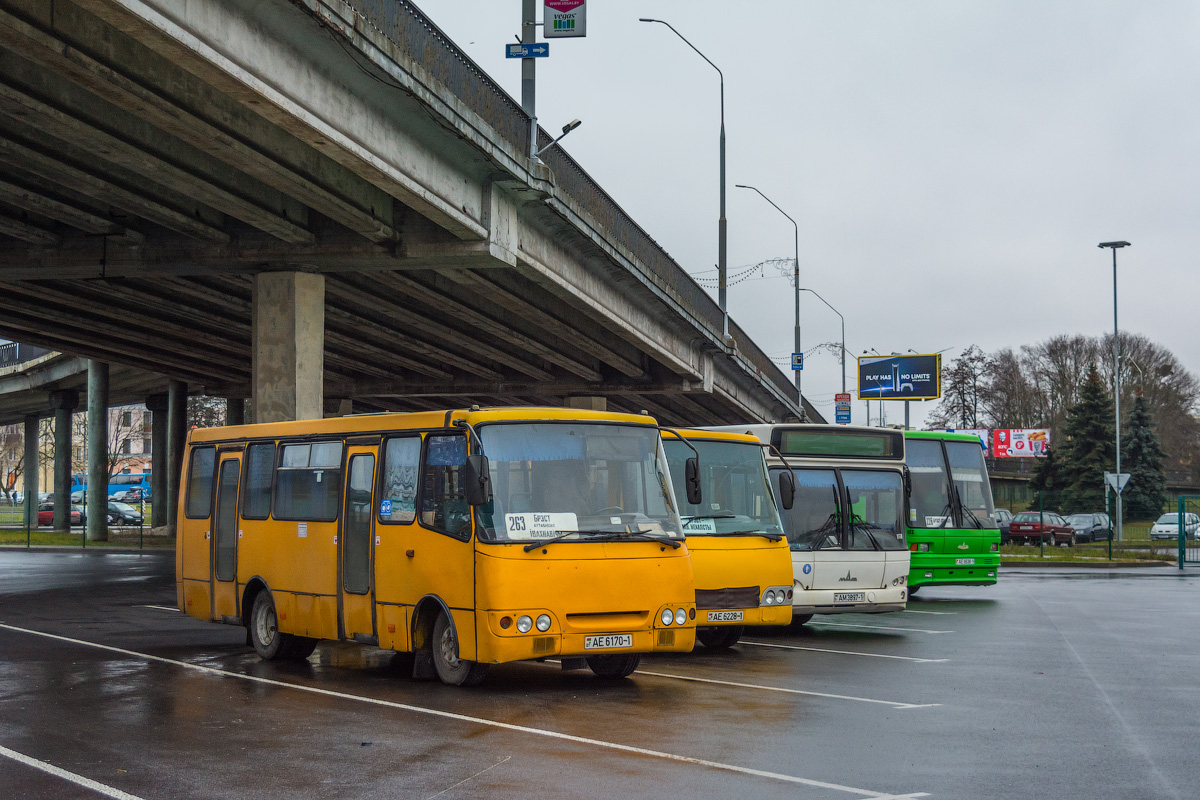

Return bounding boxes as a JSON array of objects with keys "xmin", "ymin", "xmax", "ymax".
[{"xmin": 0, "ymin": 0, "xmax": 809, "ymax": 427}]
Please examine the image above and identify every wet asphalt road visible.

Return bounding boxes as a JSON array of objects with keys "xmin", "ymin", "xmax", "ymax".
[{"xmin": 0, "ymin": 551, "xmax": 1197, "ymax": 800}]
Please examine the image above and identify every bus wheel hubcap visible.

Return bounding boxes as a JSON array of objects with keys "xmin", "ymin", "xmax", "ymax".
[{"xmin": 439, "ymin": 628, "xmax": 459, "ymax": 668}]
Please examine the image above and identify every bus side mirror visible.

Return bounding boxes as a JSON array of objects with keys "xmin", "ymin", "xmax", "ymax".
[
  {"xmin": 463, "ymin": 455, "xmax": 492, "ymax": 506},
  {"xmin": 685, "ymin": 457, "xmax": 702, "ymax": 506},
  {"xmin": 778, "ymin": 470, "xmax": 795, "ymax": 510}
]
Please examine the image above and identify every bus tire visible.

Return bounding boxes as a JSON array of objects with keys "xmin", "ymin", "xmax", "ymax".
[
  {"xmin": 586, "ymin": 654, "xmax": 640, "ymax": 679},
  {"xmin": 431, "ymin": 612, "xmax": 488, "ymax": 686},
  {"xmin": 249, "ymin": 590, "xmax": 296, "ymax": 661},
  {"xmin": 285, "ymin": 637, "xmax": 319, "ymax": 660},
  {"xmin": 789, "ymin": 613, "xmax": 814, "ymax": 627},
  {"xmin": 697, "ymin": 625, "xmax": 744, "ymax": 649},
  {"xmin": 908, "ymin": 585, "xmax": 921, "ymax": 596}
]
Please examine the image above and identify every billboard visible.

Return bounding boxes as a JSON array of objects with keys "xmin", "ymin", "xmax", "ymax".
[
  {"xmin": 945, "ymin": 429, "xmax": 990, "ymax": 452},
  {"xmin": 857, "ymin": 354, "xmax": 941, "ymax": 401},
  {"xmin": 544, "ymin": 0, "xmax": 586, "ymax": 37},
  {"xmin": 993, "ymin": 429, "xmax": 1050, "ymax": 458}
]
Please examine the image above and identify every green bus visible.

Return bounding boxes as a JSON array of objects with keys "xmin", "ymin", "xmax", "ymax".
[{"xmin": 904, "ymin": 430, "xmax": 1000, "ymax": 593}]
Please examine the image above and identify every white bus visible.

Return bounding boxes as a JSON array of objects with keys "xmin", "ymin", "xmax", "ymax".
[{"xmin": 706, "ymin": 424, "xmax": 910, "ymax": 623}]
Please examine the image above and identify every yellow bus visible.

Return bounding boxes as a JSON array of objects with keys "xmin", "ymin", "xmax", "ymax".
[
  {"xmin": 662, "ymin": 429, "xmax": 794, "ymax": 648},
  {"xmin": 177, "ymin": 406, "xmax": 697, "ymax": 686}
]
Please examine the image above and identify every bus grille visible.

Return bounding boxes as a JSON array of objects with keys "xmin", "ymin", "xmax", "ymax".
[{"xmin": 695, "ymin": 586, "xmax": 760, "ymax": 609}]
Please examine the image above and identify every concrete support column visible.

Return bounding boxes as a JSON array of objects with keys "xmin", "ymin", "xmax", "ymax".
[
  {"xmin": 225, "ymin": 398, "xmax": 245, "ymax": 426},
  {"xmin": 23, "ymin": 414, "xmax": 38, "ymax": 530},
  {"xmin": 252, "ymin": 272, "xmax": 325, "ymax": 423},
  {"xmin": 48, "ymin": 389, "xmax": 78, "ymax": 530},
  {"xmin": 166, "ymin": 381, "xmax": 187, "ymax": 532},
  {"xmin": 146, "ymin": 393, "xmax": 168, "ymax": 528},
  {"xmin": 86, "ymin": 361, "xmax": 109, "ymax": 542},
  {"xmin": 565, "ymin": 396, "xmax": 607, "ymax": 412}
]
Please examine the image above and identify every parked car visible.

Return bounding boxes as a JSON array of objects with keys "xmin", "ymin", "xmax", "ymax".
[
  {"xmin": 107, "ymin": 502, "xmax": 144, "ymax": 525},
  {"xmin": 1149, "ymin": 512, "xmax": 1200, "ymax": 540},
  {"xmin": 993, "ymin": 508, "xmax": 1014, "ymax": 544},
  {"xmin": 1066, "ymin": 512, "xmax": 1112, "ymax": 543},
  {"xmin": 36, "ymin": 502, "xmax": 86, "ymax": 527},
  {"xmin": 112, "ymin": 488, "xmax": 148, "ymax": 502},
  {"xmin": 1008, "ymin": 511, "xmax": 1076, "ymax": 546}
]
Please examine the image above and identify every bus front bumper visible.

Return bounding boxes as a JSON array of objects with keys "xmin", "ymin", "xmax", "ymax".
[
  {"xmin": 908, "ymin": 554, "xmax": 1000, "ymax": 588},
  {"xmin": 480, "ymin": 627, "xmax": 696, "ymax": 663},
  {"xmin": 696, "ymin": 605, "xmax": 793, "ymax": 627},
  {"xmin": 793, "ymin": 585, "xmax": 908, "ymax": 616}
]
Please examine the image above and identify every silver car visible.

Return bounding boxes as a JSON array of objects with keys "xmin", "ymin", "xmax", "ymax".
[{"xmin": 1149, "ymin": 512, "xmax": 1200, "ymax": 540}]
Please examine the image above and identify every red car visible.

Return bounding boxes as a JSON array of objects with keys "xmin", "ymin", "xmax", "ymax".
[
  {"xmin": 37, "ymin": 502, "xmax": 84, "ymax": 527},
  {"xmin": 1008, "ymin": 511, "xmax": 1075, "ymax": 546}
]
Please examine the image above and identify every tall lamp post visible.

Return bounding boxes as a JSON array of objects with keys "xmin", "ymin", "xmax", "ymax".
[
  {"xmin": 735, "ymin": 184, "xmax": 803, "ymax": 417},
  {"xmin": 641, "ymin": 18, "xmax": 730, "ymax": 345},
  {"xmin": 798, "ymin": 288, "xmax": 845, "ymax": 394},
  {"xmin": 1099, "ymin": 240, "xmax": 1130, "ymax": 545}
]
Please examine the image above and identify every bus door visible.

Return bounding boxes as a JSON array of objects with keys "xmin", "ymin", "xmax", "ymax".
[
  {"xmin": 211, "ymin": 451, "xmax": 242, "ymax": 622},
  {"xmin": 340, "ymin": 447, "xmax": 377, "ymax": 643}
]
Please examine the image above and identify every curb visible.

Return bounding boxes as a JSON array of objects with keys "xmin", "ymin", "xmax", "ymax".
[
  {"xmin": 0, "ymin": 545, "xmax": 174, "ymax": 554},
  {"xmin": 1000, "ymin": 559, "xmax": 1178, "ymax": 569}
]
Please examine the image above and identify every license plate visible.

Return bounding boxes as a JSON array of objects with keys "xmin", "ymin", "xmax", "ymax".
[
  {"xmin": 955, "ymin": 557, "xmax": 975, "ymax": 565},
  {"xmin": 833, "ymin": 592, "xmax": 865, "ymax": 603},
  {"xmin": 584, "ymin": 634, "xmax": 633, "ymax": 650},
  {"xmin": 706, "ymin": 610, "xmax": 744, "ymax": 622}
]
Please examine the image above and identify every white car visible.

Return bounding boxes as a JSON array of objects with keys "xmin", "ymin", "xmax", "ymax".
[{"xmin": 1149, "ymin": 512, "xmax": 1200, "ymax": 540}]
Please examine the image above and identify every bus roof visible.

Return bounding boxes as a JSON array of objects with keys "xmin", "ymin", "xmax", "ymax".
[
  {"xmin": 905, "ymin": 430, "xmax": 984, "ymax": 444},
  {"xmin": 661, "ymin": 428, "xmax": 762, "ymax": 445},
  {"xmin": 187, "ymin": 406, "xmax": 661, "ymax": 445}
]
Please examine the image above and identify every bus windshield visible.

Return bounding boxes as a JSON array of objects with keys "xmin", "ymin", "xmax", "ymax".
[
  {"xmin": 906, "ymin": 438, "xmax": 952, "ymax": 529},
  {"xmin": 475, "ymin": 423, "xmax": 684, "ymax": 543},
  {"xmin": 664, "ymin": 439, "xmax": 785, "ymax": 538},
  {"xmin": 945, "ymin": 441, "xmax": 996, "ymax": 528},
  {"xmin": 773, "ymin": 467, "xmax": 906, "ymax": 551}
]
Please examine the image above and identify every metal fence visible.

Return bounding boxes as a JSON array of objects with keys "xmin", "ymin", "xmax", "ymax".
[{"xmin": 340, "ymin": 0, "xmax": 795, "ymax": 405}]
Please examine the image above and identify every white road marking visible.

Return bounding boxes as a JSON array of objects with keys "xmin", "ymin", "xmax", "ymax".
[
  {"xmin": 424, "ymin": 755, "xmax": 511, "ymax": 800},
  {"xmin": 740, "ymin": 639, "xmax": 948, "ymax": 663},
  {"xmin": 805, "ymin": 621, "xmax": 954, "ymax": 634},
  {"xmin": 0, "ymin": 744, "xmax": 146, "ymax": 800},
  {"xmin": 632, "ymin": 668, "xmax": 941, "ymax": 709},
  {"xmin": 139, "ymin": 605, "xmax": 180, "ymax": 613},
  {"xmin": 0, "ymin": 622, "xmax": 927, "ymax": 799},
  {"xmin": 901, "ymin": 609, "xmax": 956, "ymax": 615}
]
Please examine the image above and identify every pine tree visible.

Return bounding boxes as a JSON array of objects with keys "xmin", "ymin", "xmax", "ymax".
[
  {"xmin": 1029, "ymin": 445, "xmax": 1063, "ymax": 511},
  {"xmin": 1122, "ymin": 395, "xmax": 1167, "ymax": 520},
  {"xmin": 1057, "ymin": 367, "xmax": 1116, "ymax": 514}
]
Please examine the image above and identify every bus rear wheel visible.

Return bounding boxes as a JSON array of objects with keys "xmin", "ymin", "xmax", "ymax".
[
  {"xmin": 789, "ymin": 613, "xmax": 814, "ymax": 628},
  {"xmin": 431, "ymin": 613, "xmax": 488, "ymax": 686},
  {"xmin": 586, "ymin": 654, "xmax": 640, "ymax": 679},
  {"xmin": 697, "ymin": 625, "xmax": 744, "ymax": 649},
  {"xmin": 908, "ymin": 585, "xmax": 921, "ymax": 596},
  {"xmin": 250, "ymin": 591, "xmax": 305, "ymax": 661}
]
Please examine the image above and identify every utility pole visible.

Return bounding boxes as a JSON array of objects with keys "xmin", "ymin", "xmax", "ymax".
[{"xmin": 522, "ymin": 0, "xmax": 537, "ymax": 158}]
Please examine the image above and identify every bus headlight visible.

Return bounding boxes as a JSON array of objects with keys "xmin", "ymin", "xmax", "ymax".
[
  {"xmin": 763, "ymin": 590, "xmax": 776, "ymax": 605},
  {"xmin": 661, "ymin": 608, "xmax": 674, "ymax": 626},
  {"xmin": 991, "ymin": 543, "xmax": 999, "ymax": 552},
  {"xmin": 674, "ymin": 608, "xmax": 687, "ymax": 626},
  {"xmin": 918, "ymin": 543, "xmax": 930, "ymax": 553},
  {"xmin": 516, "ymin": 615, "xmax": 533, "ymax": 633},
  {"xmin": 535, "ymin": 614, "xmax": 551, "ymax": 632}
]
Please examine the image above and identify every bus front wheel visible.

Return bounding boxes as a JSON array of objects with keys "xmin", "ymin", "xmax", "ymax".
[
  {"xmin": 249, "ymin": 591, "xmax": 315, "ymax": 661},
  {"xmin": 431, "ymin": 613, "xmax": 488, "ymax": 686},
  {"xmin": 586, "ymin": 654, "xmax": 640, "ymax": 679},
  {"xmin": 789, "ymin": 613, "xmax": 814, "ymax": 628},
  {"xmin": 697, "ymin": 625, "xmax": 744, "ymax": 649}
]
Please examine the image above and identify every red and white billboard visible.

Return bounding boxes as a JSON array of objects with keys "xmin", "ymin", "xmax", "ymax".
[{"xmin": 992, "ymin": 429, "xmax": 1050, "ymax": 458}]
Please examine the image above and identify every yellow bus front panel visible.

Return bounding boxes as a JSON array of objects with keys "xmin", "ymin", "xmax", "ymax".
[{"xmin": 688, "ymin": 536, "xmax": 793, "ymax": 627}]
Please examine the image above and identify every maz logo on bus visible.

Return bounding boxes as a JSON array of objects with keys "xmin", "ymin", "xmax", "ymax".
[{"xmin": 838, "ymin": 571, "xmax": 858, "ymax": 582}]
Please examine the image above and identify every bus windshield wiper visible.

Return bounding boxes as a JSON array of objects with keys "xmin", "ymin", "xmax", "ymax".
[
  {"xmin": 590, "ymin": 530, "xmax": 682, "ymax": 548},
  {"xmin": 849, "ymin": 513, "xmax": 883, "ymax": 551},
  {"xmin": 523, "ymin": 529, "xmax": 612, "ymax": 552},
  {"xmin": 952, "ymin": 484, "xmax": 985, "ymax": 529},
  {"xmin": 707, "ymin": 530, "xmax": 784, "ymax": 541}
]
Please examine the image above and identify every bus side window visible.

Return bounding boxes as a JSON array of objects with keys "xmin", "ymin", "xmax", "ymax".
[
  {"xmin": 275, "ymin": 442, "xmax": 343, "ymax": 521},
  {"xmin": 379, "ymin": 436, "xmax": 420, "ymax": 524},
  {"xmin": 420, "ymin": 434, "xmax": 470, "ymax": 538},
  {"xmin": 185, "ymin": 447, "xmax": 217, "ymax": 518},
  {"xmin": 242, "ymin": 443, "xmax": 275, "ymax": 520}
]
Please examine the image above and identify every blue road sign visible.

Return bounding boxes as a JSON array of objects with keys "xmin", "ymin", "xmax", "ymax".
[
  {"xmin": 791, "ymin": 352, "xmax": 803, "ymax": 371},
  {"xmin": 506, "ymin": 43, "xmax": 550, "ymax": 58},
  {"xmin": 835, "ymin": 408, "xmax": 851, "ymax": 424}
]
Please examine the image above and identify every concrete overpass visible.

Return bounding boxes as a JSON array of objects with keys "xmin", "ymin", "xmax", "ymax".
[{"xmin": 0, "ymin": 0, "xmax": 823, "ymax": 535}]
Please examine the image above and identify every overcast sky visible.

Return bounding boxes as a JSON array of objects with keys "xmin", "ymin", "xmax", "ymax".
[{"xmin": 423, "ymin": 1, "xmax": 1199, "ymax": 427}]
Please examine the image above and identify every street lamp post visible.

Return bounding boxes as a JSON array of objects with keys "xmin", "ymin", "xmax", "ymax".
[
  {"xmin": 735, "ymin": 184, "xmax": 803, "ymax": 418},
  {"xmin": 1099, "ymin": 240, "xmax": 1130, "ymax": 545},
  {"xmin": 641, "ymin": 18, "xmax": 729, "ymax": 345},
  {"xmin": 798, "ymin": 288, "xmax": 845, "ymax": 394}
]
